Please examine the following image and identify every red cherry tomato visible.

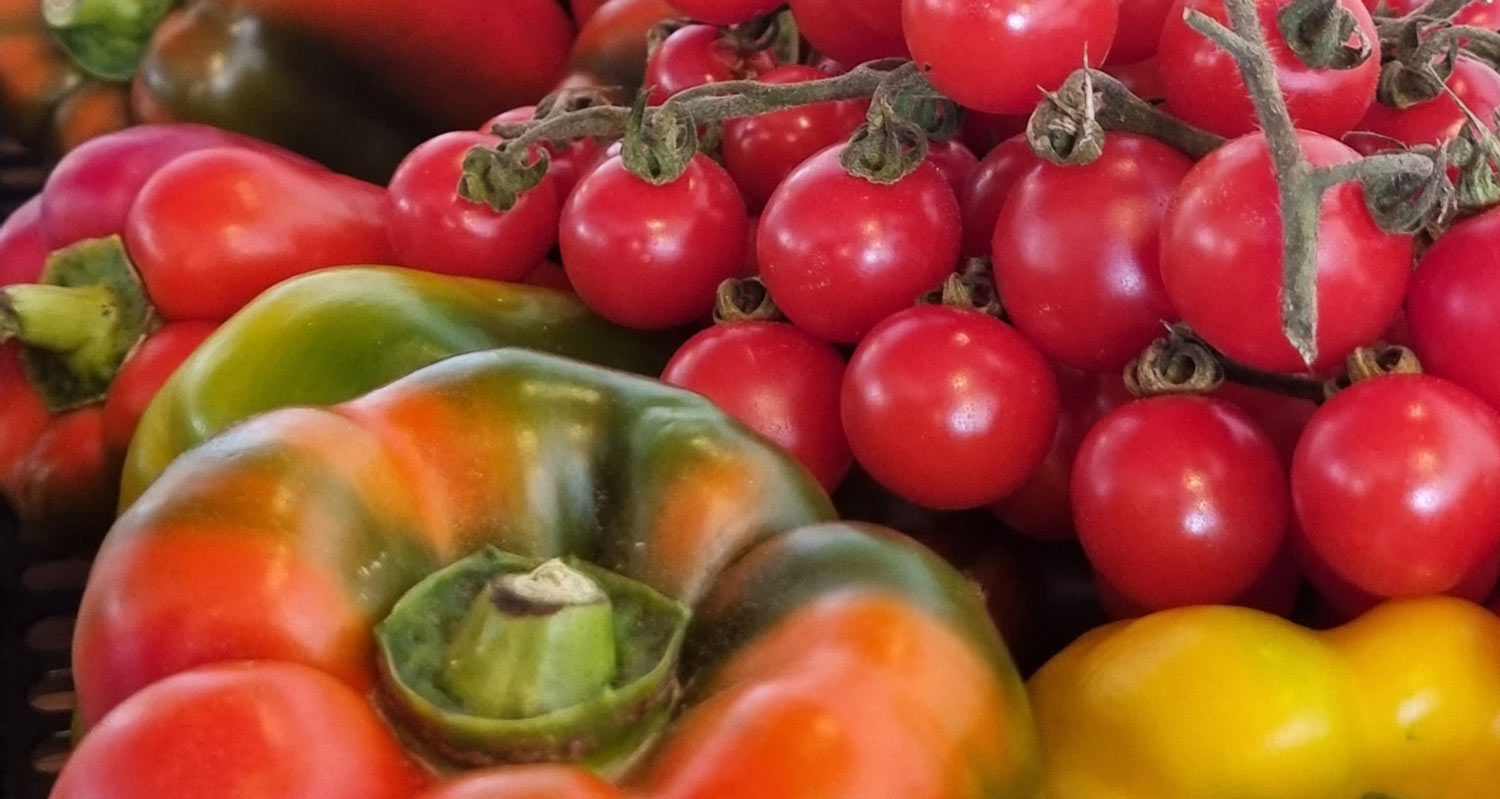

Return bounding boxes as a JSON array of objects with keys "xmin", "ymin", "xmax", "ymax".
[
  {"xmin": 666, "ymin": 0, "xmax": 782, "ymax": 24},
  {"xmin": 848, "ymin": 0, "xmax": 904, "ymax": 37},
  {"xmin": 571, "ymin": 0, "xmax": 611, "ymax": 26},
  {"xmin": 1160, "ymin": 131, "xmax": 1413, "ymax": 373},
  {"xmin": 993, "ymin": 364, "xmax": 1131, "ymax": 542},
  {"xmin": 1374, "ymin": 0, "xmax": 1500, "ymax": 27},
  {"xmin": 1097, "ymin": 544, "xmax": 1302, "ymax": 620},
  {"xmin": 958, "ymin": 135, "xmax": 1041, "ymax": 258},
  {"xmin": 789, "ymin": 0, "xmax": 908, "ymax": 63},
  {"xmin": 993, "ymin": 133, "xmax": 1190, "ymax": 372},
  {"xmin": 568, "ymin": 0, "xmax": 682, "ymax": 91},
  {"xmin": 1293, "ymin": 374, "xmax": 1500, "ymax": 597},
  {"xmin": 924, "ymin": 139, "xmax": 980, "ymax": 199},
  {"xmin": 1103, "ymin": 56, "xmax": 1166, "ymax": 102},
  {"xmin": 387, "ymin": 132, "xmax": 561, "ymax": 282},
  {"xmin": 841, "ymin": 305, "xmax": 1059, "ymax": 510},
  {"xmin": 1109, "ymin": 0, "xmax": 1178, "ymax": 64},
  {"xmin": 1351, "ymin": 56, "xmax": 1500, "ymax": 153},
  {"xmin": 1212, "ymin": 382, "xmax": 1318, "ymax": 469},
  {"xmin": 483, "ymin": 107, "xmax": 607, "ymax": 200},
  {"xmin": 662, "ymin": 321, "xmax": 852, "ymax": 491},
  {"xmin": 902, "ymin": 0, "xmax": 1118, "ymax": 114},
  {"xmin": 758, "ymin": 146, "xmax": 962, "ymax": 343},
  {"xmin": 644, "ymin": 24, "xmax": 777, "ymax": 104},
  {"xmin": 1073, "ymin": 395, "xmax": 1289, "ymax": 610},
  {"xmin": 721, "ymin": 65, "xmax": 869, "ymax": 210},
  {"xmin": 1408, "ymin": 205, "xmax": 1500, "ymax": 413},
  {"xmin": 560, "ymin": 154, "xmax": 749, "ymax": 329},
  {"xmin": 959, "ymin": 112, "xmax": 1029, "ymax": 158},
  {"xmin": 51, "ymin": 661, "xmax": 430, "ymax": 799},
  {"xmin": 1158, "ymin": 0, "xmax": 1380, "ymax": 139}
]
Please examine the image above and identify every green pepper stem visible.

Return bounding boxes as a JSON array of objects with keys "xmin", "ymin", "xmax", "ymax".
[
  {"xmin": 443, "ymin": 559, "xmax": 618, "ymax": 720},
  {"xmin": 0, "ymin": 282, "xmax": 122, "ymax": 361}
]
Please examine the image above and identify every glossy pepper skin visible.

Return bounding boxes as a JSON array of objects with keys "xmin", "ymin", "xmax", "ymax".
[
  {"xmin": 121, "ymin": 267, "xmax": 678, "ymax": 505},
  {"xmin": 1029, "ymin": 595, "xmax": 1500, "ymax": 798},
  {"xmin": 67, "ymin": 348, "xmax": 1041, "ymax": 799}
]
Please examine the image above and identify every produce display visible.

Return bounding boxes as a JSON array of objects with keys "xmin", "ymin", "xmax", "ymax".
[{"xmin": 6, "ymin": 0, "xmax": 1500, "ymax": 797}]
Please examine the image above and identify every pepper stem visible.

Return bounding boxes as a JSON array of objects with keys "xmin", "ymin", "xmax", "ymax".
[
  {"xmin": 444, "ymin": 559, "xmax": 617, "ymax": 720},
  {"xmin": 0, "ymin": 283, "xmax": 119, "ymax": 354}
]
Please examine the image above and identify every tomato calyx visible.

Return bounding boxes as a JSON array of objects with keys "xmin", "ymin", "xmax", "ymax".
[
  {"xmin": 1277, "ymin": 0, "xmax": 1375, "ymax": 70},
  {"xmin": 1323, "ymin": 343, "xmax": 1424, "ymax": 395},
  {"xmin": 376, "ymin": 547, "xmax": 690, "ymax": 774},
  {"xmin": 1025, "ymin": 68, "xmax": 1223, "ymax": 166},
  {"xmin": 918, "ymin": 258, "xmax": 1004, "ymax": 318},
  {"xmin": 713, "ymin": 276, "xmax": 784, "ymax": 322},
  {"xmin": 0, "ymin": 235, "xmax": 156, "ymax": 411},
  {"xmin": 1126, "ymin": 326, "xmax": 1332, "ymax": 402},
  {"xmin": 837, "ymin": 62, "xmax": 953, "ymax": 184}
]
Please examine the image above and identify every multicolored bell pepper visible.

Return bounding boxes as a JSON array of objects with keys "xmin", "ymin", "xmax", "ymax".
[{"xmin": 59, "ymin": 348, "xmax": 1041, "ymax": 799}]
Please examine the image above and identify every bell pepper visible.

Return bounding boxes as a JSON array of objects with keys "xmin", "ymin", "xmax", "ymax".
[
  {"xmin": 1029, "ymin": 595, "xmax": 1500, "ymax": 798},
  {"xmin": 20, "ymin": 0, "xmax": 576, "ymax": 180},
  {"xmin": 61, "ymin": 347, "xmax": 1040, "ymax": 799}
]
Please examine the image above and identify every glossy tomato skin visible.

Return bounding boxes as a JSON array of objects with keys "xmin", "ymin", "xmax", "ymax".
[
  {"xmin": 1408, "ymin": 205, "xmax": 1500, "ymax": 412},
  {"xmin": 758, "ymin": 146, "xmax": 962, "ymax": 343},
  {"xmin": 993, "ymin": 364, "xmax": 1131, "ymax": 541},
  {"xmin": 1158, "ymin": 0, "xmax": 1380, "ymax": 139},
  {"xmin": 387, "ymin": 132, "xmax": 560, "ymax": 282},
  {"xmin": 924, "ymin": 139, "xmax": 980, "ymax": 199},
  {"xmin": 125, "ymin": 147, "xmax": 394, "ymax": 321},
  {"xmin": 790, "ymin": 0, "xmax": 908, "ymax": 63},
  {"xmin": 841, "ymin": 305, "xmax": 1059, "ymax": 510},
  {"xmin": 1352, "ymin": 57, "xmax": 1500, "ymax": 153},
  {"xmin": 1293, "ymin": 374, "xmax": 1500, "ymax": 597},
  {"xmin": 561, "ymin": 154, "xmax": 749, "ymax": 329},
  {"xmin": 662, "ymin": 322, "xmax": 852, "ymax": 491},
  {"xmin": 1109, "ymin": 0, "xmax": 1178, "ymax": 64},
  {"xmin": 483, "ymin": 107, "xmax": 606, "ymax": 200},
  {"xmin": 993, "ymin": 133, "xmax": 1189, "ymax": 372},
  {"xmin": 1072, "ymin": 395, "xmax": 1289, "ymax": 610},
  {"xmin": 721, "ymin": 65, "xmax": 870, "ymax": 210},
  {"xmin": 643, "ymin": 24, "xmax": 777, "ymax": 104},
  {"xmin": 666, "ymin": 0, "xmax": 782, "ymax": 24},
  {"xmin": 567, "ymin": 0, "xmax": 681, "ymax": 91},
  {"xmin": 959, "ymin": 135, "xmax": 1041, "ymax": 257},
  {"xmin": 50, "ymin": 661, "xmax": 430, "ymax": 799},
  {"xmin": 903, "ymin": 0, "xmax": 1118, "ymax": 114},
  {"xmin": 1374, "ymin": 0, "xmax": 1500, "ymax": 27},
  {"xmin": 1160, "ymin": 131, "xmax": 1413, "ymax": 373}
]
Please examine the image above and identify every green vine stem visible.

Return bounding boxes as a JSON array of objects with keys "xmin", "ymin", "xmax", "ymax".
[
  {"xmin": 463, "ymin": 60, "xmax": 922, "ymax": 208},
  {"xmin": 1026, "ymin": 68, "xmax": 1226, "ymax": 165},
  {"xmin": 1186, "ymin": 0, "xmax": 1444, "ymax": 367}
]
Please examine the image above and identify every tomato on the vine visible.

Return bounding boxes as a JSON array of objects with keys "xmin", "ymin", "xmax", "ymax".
[
  {"xmin": 560, "ymin": 154, "xmax": 749, "ymax": 329},
  {"xmin": 1157, "ymin": 0, "xmax": 1381, "ymax": 139},
  {"xmin": 902, "ymin": 0, "xmax": 1118, "ymax": 114},
  {"xmin": 757, "ymin": 145, "xmax": 962, "ymax": 343},
  {"xmin": 959, "ymin": 135, "xmax": 1041, "ymax": 257},
  {"xmin": 483, "ymin": 107, "xmax": 607, "ymax": 200},
  {"xmin": 1351, "ymin": 57, "xmax": 1500, "ymax": 153},
  {"xmin": 841, "ymin": 305, "xmax": 1059, "ymax": 510},
  {"xmin": 993, "ymin": 133, "xmax": 1190, "ymax": 372},
  {"xmin": 1293, "ymin": 374, "xmax": 1500, "ymax": 598},
  {"xmin": 643, "ymin": 24, "xmax": 777, "ymax": 104},
  {"xmin": 721, "ymin": 65, "xmax": 869, "ymax": 210},
  {"xmin": 665, "ymin": 0, "xmax": 782, "ymax": 25},
  {"xmin": 1407, "ymin": 205, "xmax": 1500, "ymax": 413},
  {"xmin": 1072, "ymin": 395, "xmax": 1290, "ymax": 610},
  {"xmin": 567, "ymin": 0, "xmax": 682, "ymax": 91},
  {"xmin": 924, "ymin": 139, "xmax": 980, "ymax": 199},
  {"xmin": 1160, "ymin": 131, "xmax": 1413, "ymax": 374},
  {"xmin": 387, "ymin": 132, "xmax": 561, "ymax": 281},
  {"xmin": 848, "ymin": 0, "xmax": 904, "ymax": 38},
  {"xmin": 789, "ymin": 0, "xmax": 908, "ymax": 63},
  {"xmin": 1108, "ymin": 0, "xmax": 1178, "ymax": 64},
  {"xmin": 1370, "ymin": 0, "xmax": 1500, "ymax": 28},
  {"xmin": 662, "ymin": 321, "xmax": 851, "ymax": 491}
]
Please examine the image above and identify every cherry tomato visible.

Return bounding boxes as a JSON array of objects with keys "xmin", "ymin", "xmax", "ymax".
[
  {"xmin": 924, "ymin": 139, "xmax": 980, "ymax": 199},
  {"xmin": 387, "ymin": 131, "xmax": 561, "ymax": 282},
  {"xmin": 1097, "ymin": 545, "xmax": 1303, "ymax": 620},
  {"xmin": 644, "ymin": 24, "xmax": 777, "ymax": 104},
  {"xmin": 666, "ymin": 0, "xmax": 782, "ymax": 24},
  {"xmin": 662, "ymin": 321, "xmax": 852, "ymax": 491},
  {"xmin": 1103, "ymin": 56, "xmax": 1166, "ymax": 102},
  {"xmin": 721, "ymin": 65, "xmax": 869, "ymax": 210},
  {"xmin": 958, "ymin": 135, "xmax": 1041, "ymax": 258},
  {"xmin": 1213, "ymin": 382, "xmax": 1318, "ymax": 468},
  {"xmin": 568, "ymin": 0, "xmax": 682, "ymax": 91},
  {"xmin": 789, "ymin": 0, "xmax": 908, "ymax": 63},
  {"xmin": 1407, "ymin": 205, "xmax": 1500, "ymax": 413},
  {"xmin": 1109, "ymin": 0, "xmax": 1178, "ymax": 64},
  {"xmin": 571, "ymin": 0, "xmax": 611, "ymax": 25},
  {"xmin": 51, "ymin": 661, "xmax": 429, "ymax": 799},
  {"xmin": 1351, "ymin": 57, "xmax": 1500, "ymax": 154},
  {"xmin": 1158, "ymin": 0, "xmax": 1380, "ymax": 139},
  {"xmin": 1293, "ymin": 374, "xmax": 1500, "ymax": 597},
  {"xmin": 1373, "ymin": 0, "xmax": 1500, "ymax": 28},
  {"xmin": 758, "ymin": 146, "xmax": 962, "ymax": 343},
  {"xmin": 903, "ymin": 0, "xmax": 1118, "ymax": 114},
  {"xmin": 1072, "ymin": 395, "xmax": 1289, "ymax": 610},
  {"xmin": 1160, "ymin": 131, "xmax": 1413, "ymax": 374},
  {"xmin": 993, "ymin": 133, "xmax": 1189, "ymax": 372},
  {"xmin": 849, "ymin": 0, "xmax": 904, "ymax": 37},
  {"xmin": 560, "ymin": 154, "xmax": 749, "ymax": 329},
  {"xmin": 993, "ymin": 364, "xmax": 1131, "ymax": 542},
  {"xmin": 959, "ymin": 112, "xmax": 1029, "ymax": 158},
  {"xmin": 483, "ymin": 107, "xmax": 607, "ymax": 200},
  {"xmin": 841, "ymin": 305, "xmax": 1059, "ymax": 510}
]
